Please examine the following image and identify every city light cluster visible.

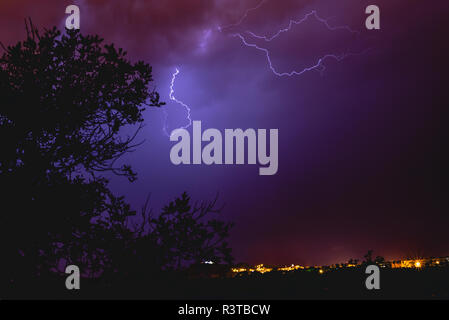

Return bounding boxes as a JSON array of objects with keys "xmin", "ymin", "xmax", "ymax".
[
  {"xmin": 278, "ymin": 264, "xmax": 305, "ymax": 272},
  {"xmin": 231, "ymin": 264, "xmax": 273, "ymax": 274},
  {"xmin": 390, "ymin": 258, "xmax": 445, "ymax": 269},
  {"xmin": 230, "ymin": 257, "xmax": 449, "ymax": 275}
]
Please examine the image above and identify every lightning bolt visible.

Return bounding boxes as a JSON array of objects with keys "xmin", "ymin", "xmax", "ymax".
[
  {"xmin": 232, "ymin": 32, "xmax": 368, "ymax": 77},
  {"xmin": 244, "ymin": 10, "xmax": 360, "ymax": 41},
  {"xmin": 162, "ymin": 68, "xmax": 192, "ymax": 136},
  {"xmin": 162, "ymin": 4, "xmax": 370, "ymax": 135},
  {"xmin": 220, "ymin": 5, "xmax": 367, "ymax": 77},
  {"xmin": 218, "ymin": 0, "xmax": 268, "ymax": 32}
]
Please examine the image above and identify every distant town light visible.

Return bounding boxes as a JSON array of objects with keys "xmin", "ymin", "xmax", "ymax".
[{"xmin": 230, "ymin": 256, "xmax": 448, "ymax": 275}]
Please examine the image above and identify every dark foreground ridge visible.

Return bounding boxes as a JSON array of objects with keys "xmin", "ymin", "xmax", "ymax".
[{"xmin": 3, "ymin": 264, "xmax": 449, "ymax": 300}]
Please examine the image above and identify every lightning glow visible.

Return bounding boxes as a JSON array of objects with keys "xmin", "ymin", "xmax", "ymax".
[{"xmin": 163, "ymin": 68, "xmax": 192, "ymax": 136}]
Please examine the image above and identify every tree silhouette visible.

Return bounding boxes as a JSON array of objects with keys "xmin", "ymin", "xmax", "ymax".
[
  {"xmin": 0, "ymin": 22, "xmax": 164, "ymax": 183},
  {"xmin": 0, "ymin": 23, "xmax": 234, "ymax": 295},
  {"xmin": 363, "ymin": 250, "xmax": 374, "ymax": 264},
  {"xmin": 150, "ymin": 192, "xmax": 234, "ymax": 270},
  {"xmin": 374, "ymin": 255, "xmax": 385, "ymax": 266},
  {"xmin": 361, "ymin": 250, "xmax": 385, "ymax": 267},
  {"xmin": 0, "ymin": 21, "xmax": 210, "ymax": 294}
]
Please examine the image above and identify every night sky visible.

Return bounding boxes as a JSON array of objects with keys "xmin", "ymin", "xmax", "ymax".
[{"xmin": 1, "ymin": 0, "xmax": 448, "ymax": 266}]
